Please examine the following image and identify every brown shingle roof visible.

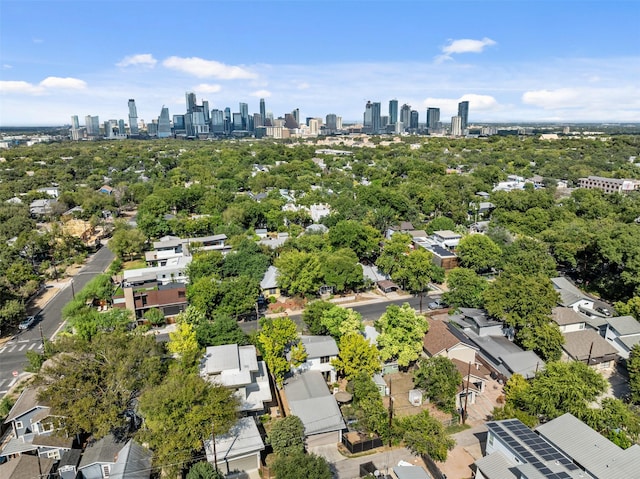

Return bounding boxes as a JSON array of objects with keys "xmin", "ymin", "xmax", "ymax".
[
  {"xmin": 552, "ymin": 307, "xmax": 586, "ymax": 326},
  {"xmin": 451, "ymin": 358, "xmax": 491, "ymax": 379},
  {"xmin": 423, "ymin": 318, "xmax": 463, "ymax": 356},
  {"xmin": 562, "ymin": 330, "xmax": 618, "ymax": 362}
]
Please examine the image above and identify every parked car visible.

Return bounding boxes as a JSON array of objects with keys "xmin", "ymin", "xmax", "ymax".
[
  {"xmin": 428, "ymin": 299, "xmax": 446, "ymax": 310},
  {"xmin": 18, "ymin": 316, "xmax": 36, "ymax": 330},
  {"xmin": 595, "ymin": 306, "xmax": 611, "ymax": 317}
]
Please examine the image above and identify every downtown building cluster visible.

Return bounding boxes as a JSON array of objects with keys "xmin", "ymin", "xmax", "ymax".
[{"xmin": 68, "ymin": 94, "xmax": 471, "ymax": 141}]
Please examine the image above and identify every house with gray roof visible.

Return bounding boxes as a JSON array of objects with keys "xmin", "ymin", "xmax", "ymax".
[
  {"xmin": 604, "ymin": 315, "xmax": 640, "ymax": 359},
  {"xmin": 449, "ymin": 308, "xmax": 504, "ymax": 337},
  {"xmin": 283, "ymin": 370, "xmax": 345, "ymax": 447},
  {"xmin": 0, "ymin": 454, "xmax": 55, "ymax": 479},
  {"xmin": 260, "ymin": 265, "xmax": 279, "ymax": 299},
  {"xmin": 78, "ymin": 435, "xmax": 152, "ymax": 479},
  {"xmin": 204, "ymin": 417, "xmax": 265, "ymax": 477},
  {"xmin": 537, "ymin": 413, "xmax": 640, "ymax": 478},
  {"xmin": 551, "ymin": 277, "xmax": 596, "ymax": 312},
  {"xmin": 200, "ymin": 344, "xmax": 272, "ymax": 414},
  {"xmin": 291, "ymin": 335, "xmax": 339, "ymax": 383},
  {"xmin": 561, "ymin": 329, "xmax": 619, "ymax": 370}
]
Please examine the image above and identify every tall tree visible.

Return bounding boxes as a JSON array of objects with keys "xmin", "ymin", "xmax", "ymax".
[
  {"xmin": 332, "ymin": 332, "xmax": 381, "ymax": 380},
  {"xmin": 442, "ymin": 268, "xmax": 488, "ymax": 309},
  {"xmin": 258, "ymin": 316, "xmax": 299, "ymax": 388},
  {"xmin": 375, "ymin": 303, "xmax": 428, "ymax": 367},
  {"xmin": 320, "ymin": 305, "xmax": 364, "ymax": 339},
  {"xmin": 395, "ymin": 410, "xmax": 455, "ymax": 461},
  {"xmin": 138, "ymin": 368, "xmax": 238, "ymax": 477},
  {"xmin": 413, "ymin": 356, "xmax": 462, "ymax": 413},
  {"xmin": 267, "ymin": 415, "xmax": 306, "ymax": 455},
  {"xmin": 456, "ymin": 234, "xmax": 502, "ymax": 273},
  {"xmin": 272, "ymin": 451, "xmax": 332, "ymax": 479},
  {"xmin": 302, "ymin": 300, "xmax": 334, "ymax": 335},
  {"xmin": 327, "ymin": 219, "xmax": 381, "ymax": 261},
  {"xmin": 37, "ymin": 332, "xmax": 165, "ymax": 438},
  {"xmin": 395, "ymin": 248, "xmax": 445, "ymax": 312},
  {"xmin": 627, "ymin": 344, "xmax": 640, "ymax": 404},
  {"xmin": 375, "ymin": 233, "xmax": 412, "ymax": 278}
]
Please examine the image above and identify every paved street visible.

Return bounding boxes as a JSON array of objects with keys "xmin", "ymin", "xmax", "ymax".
[{"xmin": 0, "ymin": 245, "xmax": 115, "ymax": 396}]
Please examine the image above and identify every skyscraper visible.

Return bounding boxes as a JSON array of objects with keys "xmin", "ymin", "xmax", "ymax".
[
  {"xmin": 400, "ymin": 104, "xmax": 412, "ymax": 131},
  {"xmin": 426, "ymin": 107, "xmax": 440, "ymax": 132},
  {"xmin": 326, "ymin": 114, "xmax": 337, "ymax": 132},
  {"xmin": 128, "ymin": 99, "xmax": 139, "ymax": 135},
  {"xmin": 458, "ymin": 101, "xmax": 469, "ymax": 131},
  {"xmin": 292, "ymin": 108, "xmax": 300, "ymax": 126},
  {"xmin": 239, "ymin": 102, "xmax": 249, "ymax": 130},
  {"xmin": 202, "ymin": 100, "xmax": 210, "ymax": 124},
  {"xmin": 71, "ymin": 115, "xmax": 79, "ymax": 129},
  {"xmin": 259, "ymin": 98, "xmax": 266, "ymax": 124},
  {"xmin": 451, "ymin": 116, "xmax": 462, "ymax": 136},
  {"xmin": 410, "ymin": 110, "xmax": 419, "ymax": 131},
  {"xmin": 186, "ymin": 92, "xmax": 197, "ymax": 113},
  {"xmin": 363, "ymin": 101, "xmax": 373, "ymax": 131},
  {"xmin": 389, "ymin": 99, "xmax": 398, "ymax": 125},
  {"xmin": 371, "ymin": 102, "xmax": 381, "ymax": 133},
  {"xmin": 158, "ymin": 107, "xmax": 171, "ymax": 138}
]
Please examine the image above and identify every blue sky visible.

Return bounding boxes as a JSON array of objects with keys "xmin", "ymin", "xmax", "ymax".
[{"xmin": 1, "ymin": 0, "xmax": 639, "ymax": 126}]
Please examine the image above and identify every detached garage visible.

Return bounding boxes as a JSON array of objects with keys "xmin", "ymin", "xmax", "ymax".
[{"xmin": 205, "ymin": 417, "xmax": 264, "ymax": 477}]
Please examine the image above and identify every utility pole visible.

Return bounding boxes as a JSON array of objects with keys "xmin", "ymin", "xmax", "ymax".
[
  {"xmin": 70, "ymin": 280, "xmax": 75, "ymax": 299},
  {"xmin": 388, "ymin": 380, "xmax": 393, "ymax": 447},
  {"xmin": 212, "ymin": 422, "xmax": 218, "ymax": 472},
  {"xmin": 462, "ymin": 361, "xmax": 471, "ymax": 425},
  {"xmin": 587, "ymin": 341, "xmax": 594, "ymax": 365},
  {"xmin": 38, "ymin": 323, "xmax": 45, "ymax": 349}
]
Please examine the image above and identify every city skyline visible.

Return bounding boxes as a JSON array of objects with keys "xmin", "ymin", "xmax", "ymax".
[{"xmin": 1, "ymin": 0, "xmax": 639, "ymax": 126}]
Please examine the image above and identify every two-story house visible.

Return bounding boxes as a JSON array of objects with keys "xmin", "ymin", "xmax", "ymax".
[
  {"xmin": 291, "ymin": 335, "xmax": 339, "ymax": 383},
  {"xmin": 200, "ymin": 344, "xmax": 273, "ymax": 415},
  {"xmin": 78, "ymin": 435, "xmax": 152, "ymax": 479},
  {"xmin": 604, "ymin": 315, "xmax": 640, "ymax": 359}
]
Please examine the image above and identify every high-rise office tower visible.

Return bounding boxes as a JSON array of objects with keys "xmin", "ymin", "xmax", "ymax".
[
  {"xmin": 292, "ymin": 108, "xmax": 300, "ymax": 126},
  {"xmin": 172, "ymin": 115, "xmax": 185, "ymax": 133},
  {"xmin": 389, "ymin": 99, "xmax": 398, "ymax": 125},
  {"xmin": 336, "ymin": 116, "xmax": 342, "ymax": 130},
  {"xmin": 265, "ymin": 111, "xmax": 274, "ymax": 126},
  {"xmin": 363, "ymin": 101, "xmax": 373, "ymax": 131},
  {"xmin": 458, "ymin": 101, "xmax": 469, "ymax": 131},
  {"xmin": 186, "ymin": 92, "xmax": 197, "ymax": 113},
  {"xmin": 118, "ymin": 119, "xmax": 126, "ymax": 135},
  {"xmin": 239, "ymin": 102, "xmax": 249, "ymax": 130},
  {"xmin": 284, "ymin": 113, "xmax": 298, "ymax": 129},
  {"xmin": 128, "ymin": 99, "xmax": 139, "ymax": 135},
  {"xmin": 410, "ymin": 110, "xmax": 419, "ymax": 130},
  {"xmin": 233, "ymin": 112, "xmax": 243, "ymax": 131},
  {"xmin": 326, "ymin": 114, "xmax": 337, "ymax": 132},
  {"xmin": 451, "ymin": 116, "xmax": 462, "ymax": 136},
  {"xmin": 426, "ymin": 107, "xmax": 440, "ymax": 132},
  {"xmin": 308, "ymin": 118, "xmax": 319, "ymax": 135},
  {"xmin": 71, "ymin": 115, "xmax": 79, "ymax": 129},
  {"xmin": 211, "ymin": 110, "xmax": 225, "ymax": 133},
  {"xmin": 202, "ymin": 100, "xmax": 210, "ymax": 124},
  {"xmin": 259, "ymin": 98, "xmax": 266, "ymax": 124},
  {"xmin": 253, "ymin": 113, "xmax": 263, "ymax": 129},
  {"xmin": 158, "ymin": 107, "xmax": 171, "ymax": 138},
  {"xmin": 400, "ymin": 104, "xmax": 412, "ymax": 130},
  {"xmin": 371, "ymin": 102, "xmax": 381, "ymax": 133}
]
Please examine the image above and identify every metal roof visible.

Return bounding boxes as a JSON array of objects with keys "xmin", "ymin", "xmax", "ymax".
[
  {"xmin": 475, "ymin": 450, "xmax": 519, "ymax": 479},
  {"xmin": 299, "ymin": 335, "xmax": 339, "ymax": 358}
]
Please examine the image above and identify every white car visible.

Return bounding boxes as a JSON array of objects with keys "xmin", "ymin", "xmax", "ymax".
[{"xmin": 18, "ymin": 316, "xmax": 36, "ymax": 330}]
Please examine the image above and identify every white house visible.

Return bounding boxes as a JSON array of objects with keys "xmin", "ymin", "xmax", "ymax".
[
  {"xmin": 292, "ymin": 335, "xmax": 339, "ymax": 383},
  {"xmin": 205, "ymin": 417, "xmax": 264, "ymax": 478},
  {"xmin": 604, "ymin": 316, "xmax": 640, "ymax": 359},
  {"xmin": 200, "ymin": 344, "xmax": 272, "ymax": 414}
]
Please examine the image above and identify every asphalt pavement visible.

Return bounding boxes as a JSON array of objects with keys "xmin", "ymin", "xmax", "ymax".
[{"xmin": 0, "ymin": 245, "xmax": 115, "ymax": 396}]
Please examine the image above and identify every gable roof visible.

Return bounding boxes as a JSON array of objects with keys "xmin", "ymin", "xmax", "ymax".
[
  {"xmin": 474, "ymin": 450, "xmax": 519, "ymax": 479},
  {"xmin": 109, "ymin": 439, "xmax": 153, "ymax": 479},
  {"xmin": 606, "ymin": 315, "xmax": 640, "ymax": 337},
  {"xmin": 205, "ymin": 417, "xmax": 264, "ymax": 462},
  {"xmin": 299, "ymin": 335, "xmax": 339, "ymax": 358},
  {"xmin": 284, "ymin": 371, "xmax": 345, "ymax": 435},
  {"xmin": 4, "ymin": 387, "xmax": 48, "ymax": 423},
  {"xmin": 79, "ymin": 435, "xmax": 124, "ymax": 468},
  {"xmin": 536, "ymin": 413, "xmax": 640, "ymax": 478},
  {"xmin": 562, "ymin": 329, "xmax": 618, "ymax": 362},
  {"xmin": 423, "ymin": 318, "xmax": 477, "ymax": 356},
  {"xmin": 0, "ymin": 454, "xmax": 55, "ymax": 479},
  {"xmin": 260, "ymin": 265, "xmax": 278, "ymax": 290},
  {"xmin": 551, "ymin": 307, "xmax": 586, "ymax": 326},
  {"xmin": 551, "ymin": 277, "xmax": 590, "ymax": 306}
]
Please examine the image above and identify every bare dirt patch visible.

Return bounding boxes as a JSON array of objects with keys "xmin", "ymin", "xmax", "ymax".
[{"xmin": 382, "ymin": 371, "xmax": 453, "ymax": 423}]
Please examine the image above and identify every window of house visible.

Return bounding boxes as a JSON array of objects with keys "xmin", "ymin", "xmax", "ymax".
[
  {"xmin": 178, "ymin": 291, "xmax": 186, "ymax": 298},
  {"xmin": 320, "ymin": 356, "xmax": 330, "ymax": 364},
  {"xmin": 15, "ymin": 421, "xmax": 23, "ymax": 429},
  {"xmin": 47, "ymin": 450, "xmax": 61, "ymax": 460}
]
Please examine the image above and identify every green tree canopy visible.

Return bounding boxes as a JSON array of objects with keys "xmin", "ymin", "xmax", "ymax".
[
  {"xmin": 442, "ymin": 268, "xmax": 488, "ymax": 309},
  {"xmin": 186, "ymin": 461, "xmax": 224, "ymax": 479},
  {"xmin": 258, "ymin": 316, "xmax": 299, "ymax": 388},
  {"xmin": 320, "ymin": 305, "xmax": 364, "ymax": 339},
  {"xmin": 395, "ymin": 410, "xmax": 455, "ymax": 461},
  {"xmin": 272, "ymin": 451, "xmax": 332, "ymax": 479},
  {"xmin": 138, "ymin": 368, "xmax": 238, "ymax": 477},
  {"xmin": 267, "ymin": 415, "xmax": 306, "ymax": 456},
  {"xmin": 375, "ymin": 303, "xmax": 428, "ymax": 367},
  {"xmin": 413, "ymin": 356, "xmax": 462, "ymax": 413},
  {"xmin": 37, "ymin": 331, "xmax": 165, "ymax": 439},
  {"xmin": 332, "ymin": 332, "xmax": 381, "ymax": 380},
  {"xmin": 327, "ymin": 219, "xmax": 381, "ymax": 261},
  {"xmin": 456, "ymin": 234, "xmax": 502, "ymax": 273},
  {"xmin": 302, "ymin": 300, "xmax": 334, "ymax": 335}
]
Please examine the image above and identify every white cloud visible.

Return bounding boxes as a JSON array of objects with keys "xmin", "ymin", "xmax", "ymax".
[
  {"xmin": 0, "ymin": 80, "xmax": 42, "ymax": 95},
  {"xmin": 0, "ymin": 77, "xmax": 87, "ymax": 96},
  {"xmin": 3, "ymin": 64, "xmax": 12, "ymax": 69},
  {"xmin": 442, "ymin": 37, "xmax": 497, "ymax": 55},
  {"xmin": 39, "ymin": 77, "xmax": 87, "ymax": 90},
  {"xmin": 422, "ymin": 94, "xmax": 498, "ymax": 116},
  {"xmin": 250, "ymin": 89, "xmax": 271, "ymax": 98},
  {"xmin": 162, "ymin": 56, "xmax": 256, "ymax": 79},
  {"xmin": 116, "ymin": 53, "xmax": 157, "ymax": 68},
  {"xmin": 194, "ymin": 83, "xmax": 222, "ymax": 93}
]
